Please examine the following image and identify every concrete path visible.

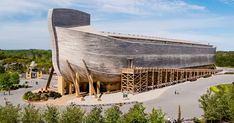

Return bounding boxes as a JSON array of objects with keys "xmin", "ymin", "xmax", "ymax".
[
  {"xmin": 0, "ymin": 75, "xmax": 57, "ymax": 106},
  {"xmin": 0, "ymin": 73, "xmax": 233, "ymax": 119},
  {"xmin": 144, "ymin": 74, "xmax": 234, "ymax": 119}
]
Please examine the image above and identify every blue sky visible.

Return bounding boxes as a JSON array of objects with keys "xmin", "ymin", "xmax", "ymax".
[{"xmin": 0, "ymin": 0, "xmax": 234, "ymax": 50}]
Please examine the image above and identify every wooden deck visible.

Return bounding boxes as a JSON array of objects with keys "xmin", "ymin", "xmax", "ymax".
[{"xmin": 121, "ymin": 68, "xmax": 221, "ymax": 93}]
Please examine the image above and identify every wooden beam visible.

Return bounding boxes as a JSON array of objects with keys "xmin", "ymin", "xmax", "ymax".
[
  {"xmin": 66, "ymin": 60, "xmax": 76, "ymax": 95},
  {"xmin": 75, "ymin": 73, "xmax": 81, "ymax": 97},
  {"xmin": 45, "ymin": 67, "xmax": 54, "ymax": 90},
  {"xmin": 97, "ymin": 81, "xmax": 101, "ymax": 94},
  {"xmin": 58, "ymin": 76, "xmax": 65, "ymax": 95},
  {"xmin": 82, "ymin": 59, "xmax": 97, "ymax": 98}
]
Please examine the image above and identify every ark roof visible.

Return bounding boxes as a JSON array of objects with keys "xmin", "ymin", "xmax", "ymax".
[{"xmin": 69, "ymin": 26, "xmax": 213, "ymax": 47}]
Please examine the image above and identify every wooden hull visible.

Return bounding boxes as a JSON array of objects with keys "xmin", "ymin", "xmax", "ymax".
[{"xmin": 48, "ymin": 8, "xmax": 216, "ymax": 83}]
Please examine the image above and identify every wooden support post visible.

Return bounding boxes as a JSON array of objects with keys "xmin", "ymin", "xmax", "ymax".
[
  {"xmin": 189, "ymin": 70, "xmax": 192, "ymax": 80},
  {"xmin": 159, "ymin": 69, "xmax": 163, "ymax": 86},
  {"xmin": 58, "ymin": 76, "xmax": 65, "ymax": 95},
  {"xmin": 185, "ymin": 70, "xmax": 187, "ymax": 81},
  {"xmin": 152, "ymin": 69, "xmax": 155, "ymax": 88},
  {"xmin": 82, "ymin": 60, "xmax": 97, "ymax": 98},
  {"xmin": 180, "ymin": 70, "xmax": 184, "ymax": 82},
  {"xmin": 165, "ymin": 69, "xmax": 168, "ymax": 85},
  {"xmin": 121, "ymin": 73, "xmax": 128, "ymax": 92},
  {"xmin": 89, "ymin": 82, "xmax": 94, "ymax": 95},
  {"xmin": 75, "ymin": 73, "xmax": 81, "ymax": 98},
  {"xmin": 175, "ymin": 69, "xmax": 179, "ymax": 83},
  {"xmin": 97, "ymin": 81, "xmax": 101, "ymax": 94},
  {"xmin": 68, "ymin": 82, "xmax": 73, "ymax": 94},
  {"xmin": 170, "ymin": 69, "xmax": 174, "ymax": 84},
  {"xmin": 45, "ymin": 67, "xmax": 54, "ymax": 90}
]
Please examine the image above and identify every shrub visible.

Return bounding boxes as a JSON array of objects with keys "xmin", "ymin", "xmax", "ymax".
[
  {"xmin": 40, "ymin": 93, "xmax": 48, "ymax": 101},
  {"xmin": 85, "ymin": 107, "xmax": 104, "ymax": 123},
  {"xmin": 104, "ymin": 105, "xmax": 122, "ymax": 123},
  {"xmin": 199, "ymin": 84, "xmax": 234, "ymax": 122},
  {"xmin": 0, "ymin": 104, "xmax": 21, "ymax": 123},
  {"xmin": 59, "ymin": 106, "xmax": 84, "ymax": 123},
  {"xmin": 23, "ymin": 91, "xmax": 33, "ymax": 100},
  {"xmin": 148, "ymin": 108, "xmax": 166, "ymax": 123},
  {"xmin": 43, "ymin": 105, "xmax": 59, "ymax": 123},
  {"xmin": 21, "ymin": 104, "xmax": 43, "ymax": 123},
  {"xmin": 23, "ymin": 91, "xmax": 61, "ymax": 102},
  {"xmin": 48, "ymin": 91, "xmax": 61, "ymax": 99},
  {"xmin": 123, "ymin": 102, "xmax": 147, "ymax": 123},
  {"xmin": 31, "ymin": 94, "xmax": 41, "ymax": 101}
]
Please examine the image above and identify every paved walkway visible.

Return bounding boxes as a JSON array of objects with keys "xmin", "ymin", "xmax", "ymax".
[
  {"xmin": 0, "ymin": 72, "xmax": 234, "ymax": 119},
  {"xmin": 0, "ymin": 75, "xmax": 57, "ymax": 106},
  {"xmin": 144, "ymin": 74, "xmax": 234, "ymax": 119}
]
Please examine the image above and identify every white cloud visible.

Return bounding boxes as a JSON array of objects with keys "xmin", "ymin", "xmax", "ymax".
[
  {"xmin": 0, "ymin": 0, "xmax": 233, "ymax": 50},
  {"xmin": 0, "ymin": 0, "xmax": 206, "ymax": 17},
  {"xmin": 0, "ymin": 0, "xmax": 77, "ymax": 17}
]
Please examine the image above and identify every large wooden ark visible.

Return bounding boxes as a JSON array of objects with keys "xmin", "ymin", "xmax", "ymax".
[{"xmin": 48, "ymin": 8, "xmax": 216, "ymax": 95}]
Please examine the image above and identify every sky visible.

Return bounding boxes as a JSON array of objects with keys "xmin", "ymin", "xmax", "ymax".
[{"xmin": 0, "ymin": 0, "xmax": 234, "ymax": 51}]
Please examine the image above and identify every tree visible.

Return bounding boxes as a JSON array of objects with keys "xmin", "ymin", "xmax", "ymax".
[
  {"xmin": 0, "ymin": 104, "xmax": 21, "ymax": 123},
  {"xmin": 43, "ymin": 105, "xmax": 59, "ymax": 123},
  {"xmin": 123, "ymin": 102, "xmax": 147, "ymax": 123},
  {"xmin": 199, "ymin": 85, "xmax": 234, "ymax": 122},
  {"xmin": 148, "ymin": 108, "xmax": 166, "ymax": 123},
  {"xmin": 59, "ymin": 106, "xmax": 84, "ymax": 123},
  {"xmin": 0, "ymin": 73, "xmax": 12, "ymax": 95},
  {"xmin": 85, "ymin": 107, "xmax": 104, "ymax": 123},
  {"xmin": 104, "ymin": 105, "xmax": 122, "ymax": 123},
  {"xmin": 21, "ymin": 104, "xmax": 43, "ymax": 123},
  {"xmin": 0, "ymin": 65, "xmax": 5, "ymax": 73},
  {"xmin": 9, "ymin": 72, "xmax": 20, "ymax": 84}
]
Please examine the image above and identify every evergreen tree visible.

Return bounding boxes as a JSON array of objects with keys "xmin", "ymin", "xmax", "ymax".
[
  {"xmin": 104, "ymin": 105, "xmax": 122, "ymax": 123},
  {"xmin": 85, "ymin": 107, "xmax": 104, "ymax": 123},
  {"xmin": 0, "ymin": 73, "xmax": 12, "ymax": 95},
  {"xmin": 43, "ymin": 105, "xmax": 59, "ymax": 123},
  {"xmin": 9, "ymin": 72, "xmax": 20, "ymax": 84},
  {"xmin": 21, "ymin": 104, "xmax": 42, "ymax": 123},
  {"xmin": 59, "ymin": 106, "xmax": 84, "ymax": 123},
  {"xmin": 123, "ymin": 103, "xmax": 147, "ymax": 123},
  {"xmin": 148, "ymin": 108, "xmax": 166, "ymax": 123},
  {"xmin": 0, "ymin": 104, "xmax": 21, "ymax": 123}
]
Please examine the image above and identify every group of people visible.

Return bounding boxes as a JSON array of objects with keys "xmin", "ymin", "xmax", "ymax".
[{"xmin": 174, "ymin": 90, "xmax": 179, "ymax": 95}]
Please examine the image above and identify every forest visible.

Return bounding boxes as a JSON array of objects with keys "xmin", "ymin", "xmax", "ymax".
[
  {"xmin": 0, "ymin": 49, "xmax": 52, "ymax": 73},
  {"xmin": 215, "ymin": 51, "xmax": 234, "ymax": 68}
]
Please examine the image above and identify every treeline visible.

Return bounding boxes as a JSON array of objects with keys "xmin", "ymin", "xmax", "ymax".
[
  {"xmin": 0, "ymin": 49, "xmax": 52, "ymax": 73},
  {"xmin": 0, "ymin": 103, "xmax": 166, "ymax": 123},
  {"xmin": 215, "ymin": 51, "xmax": 234, "ymax": 68}
]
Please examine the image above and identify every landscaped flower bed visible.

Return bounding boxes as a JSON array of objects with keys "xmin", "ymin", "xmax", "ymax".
[{"xmin": 23, "ymin": 90, "xmax": 62, "ymax": 102}]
